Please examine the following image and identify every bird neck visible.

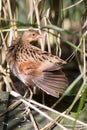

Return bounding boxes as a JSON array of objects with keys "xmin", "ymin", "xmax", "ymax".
[
  {"xmin": 20, "ymin": 36, "xmax": 38, "ymax": 46},
  {"xmin": 29, "ymin": 41, "xmax": 38, "ymax": 45}
]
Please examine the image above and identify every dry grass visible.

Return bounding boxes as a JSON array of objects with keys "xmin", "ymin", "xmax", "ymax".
[{"xmin": 0, "ymin": 0, "xmax": 87, "ymax": 130}]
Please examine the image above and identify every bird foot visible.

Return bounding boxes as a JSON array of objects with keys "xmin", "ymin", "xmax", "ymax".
[{"xmin": 22, "ymin": 106, "xmax": 30, "ymax": 115}]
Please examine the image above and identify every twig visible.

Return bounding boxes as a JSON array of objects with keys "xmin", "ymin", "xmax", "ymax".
[
  {"xmin": 28, "ymin": 108, "xmax": 39, "ymax": 130},
  {"xmin": 44, "ymin": 17, "xmax": 51, "ymax": 53},
  {"xmin": 30, "ymin": 99, "xmax": 87, "ymax": 127},
  {"xmin": 7, "ymin": 0, "xmax": 12, "ymax": 25},
  {"xmin": 62, "ymin": 0, "xmax": 83, "ymax": 11},
  {"xmin": 10, "ymin": 91, "xmax": 68, "ymax": 130},
  {"xmin": 0, "ymin": 28, "xmax": 39, "ymax": 32},
  {"xmin": 82, "ymin": 37, "xmax": 86, "ymax": 83},
  {"xmin": 33, "ymin": 0, "xmax": 44, "ymax": 50},
  {"xmin": 40, "ymin": 114, "xmax": 61, "ymax": 130},
  {"xmin": 10, "ymin": 91, "xmax": 87, "ymax": 128}
]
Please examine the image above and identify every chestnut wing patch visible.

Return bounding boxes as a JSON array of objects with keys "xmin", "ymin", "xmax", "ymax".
[{"xmin": 17, "ymin": 61, "xmax": 41, "ymax": 75}]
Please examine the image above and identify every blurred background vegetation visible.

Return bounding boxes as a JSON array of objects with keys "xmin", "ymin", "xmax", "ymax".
[{"xmin": 0, "ymin": 0, "xmax": 87, "ymax": 130}]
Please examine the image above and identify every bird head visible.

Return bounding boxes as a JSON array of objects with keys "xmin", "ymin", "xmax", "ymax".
[{"xmin": 22, "ymin": 29, "xmax": 43, "ymax": 43}]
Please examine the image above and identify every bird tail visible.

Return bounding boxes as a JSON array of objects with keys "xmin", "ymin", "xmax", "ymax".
[{"xmin": 32, "ymin": 71, "xmax": 68, "ymax": 98}]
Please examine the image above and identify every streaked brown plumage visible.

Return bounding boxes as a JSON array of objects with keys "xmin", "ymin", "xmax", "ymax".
[{"xmin": 7, "ymin": 29, "xmax": 68, "ymax": 97}]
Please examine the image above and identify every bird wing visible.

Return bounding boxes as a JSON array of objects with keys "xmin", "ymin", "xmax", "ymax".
[
  {"xmin": 16, "ymin": 59, "xmax": 68, "ymax": 98},
  {"xmin": 7, "ymin": 43, "xmax": 68, "ymax": 97},
  {"xmin": 15, "ymin": 45, "xmax": 68, "ymax": 98},
  {"xmin": 20, "ymin": 44, "xmax": 67, "ymax": 72},
  {"xmin": 27, "ymin": 45, "xmax": 66, "ymax": 63},
  {"xmin": 32, "ymin": 70, "xmax": 68, "ymax": 97}
]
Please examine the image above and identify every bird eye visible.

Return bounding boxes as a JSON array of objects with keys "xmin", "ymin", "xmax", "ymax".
[{"xmin": 32, "ymin": 33, "xmax": 35, "ymax": 36}]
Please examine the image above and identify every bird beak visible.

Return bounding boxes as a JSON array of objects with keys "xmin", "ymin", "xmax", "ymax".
[{"xmin": 37, "ymin": 34, "xmax": 44, "ymax": 39}]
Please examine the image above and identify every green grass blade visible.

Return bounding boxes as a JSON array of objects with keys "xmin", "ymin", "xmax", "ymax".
[{"xmin": 73, "ymin": 84, "xmax": 87, "ymax": 129}]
